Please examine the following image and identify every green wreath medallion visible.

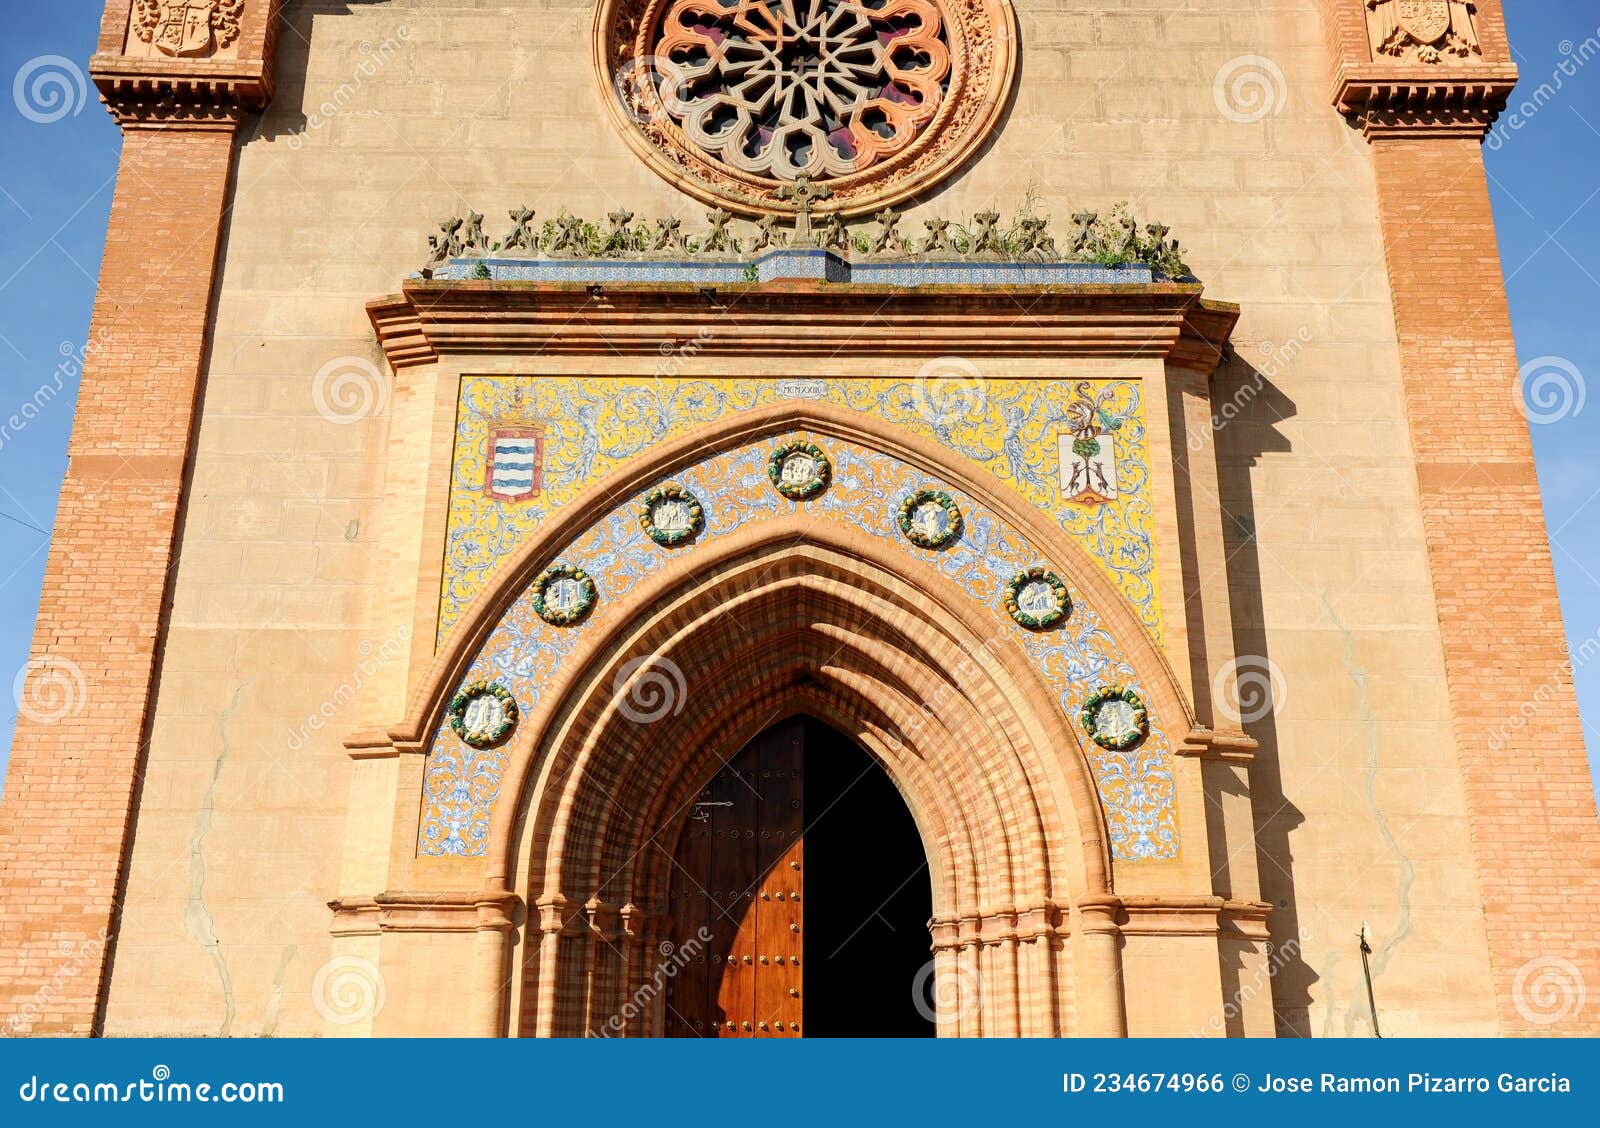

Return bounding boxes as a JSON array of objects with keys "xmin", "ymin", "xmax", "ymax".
[
  {"xmin": 767, "ymin": 440, "xmax": 832, "ymax": 500},
  {"xmin": 1079, "ymin": 685, "xmax": 1150, "ymax": 751},
  {"xmin": 532, "ymin": 565, "xmax": 597, "ymax": 626},
  {"xmin": 1004, "ymin": 568, "xmax": 1071, "ymax": 630},
  {"xmin": 448, "ymin": 681, "xmax": 519, "ymax": 748},
  {"xmin": 898, "ymin": 489, "xmax": 963, "ymax": 549},
  {"xmin": 639, "ymin": 482, "xmax": 704, "ymax": 546}
]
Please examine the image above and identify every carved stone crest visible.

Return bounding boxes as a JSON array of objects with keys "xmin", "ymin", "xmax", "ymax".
[
  {"xmin": 133, "ymin": 0, "xmax": 244, "ymax": 59},
  {"xmin": 1367, "ymin": 0, "xmax": 1479, "ymax": 64}
]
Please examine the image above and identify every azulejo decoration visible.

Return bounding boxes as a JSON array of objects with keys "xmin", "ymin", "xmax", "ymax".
[
  {"xmin": 768, "ymin": 440, "xmax": 832, "ymax": 500},
  {"xmin": 1005, "ymin": 567, "xmax": 1071, "ymax": 631},
  {"xmin": 898, "ymin": 489, "xmax": 963, "ymax": 549},
  {"xmin": 1079, "ymin": 685, "xmax": 1149, "ymax": 752},
  {"xmin": 532, "ymin": 565, "xmax": 598, "ymax": 626},
  {"xmin": 640, "ymin": 482, "xmax": 705, "ymax": 546},
  {"xmin": 448, "ymin": 681, "xmax": 519, "ymax": 748},
  {"xmin": 595, "ymin": 0, "xmax": 1019, "ymax": 217}
]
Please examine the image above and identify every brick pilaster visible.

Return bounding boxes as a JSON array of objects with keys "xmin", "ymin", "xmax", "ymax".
[
  {"xmin": 1324, "ymin": 0, "xmax": 1600, "ymax": 1034},
  {"xmin": 0, "ymin": 0, "xmax": 278, "ymax": 1036}
]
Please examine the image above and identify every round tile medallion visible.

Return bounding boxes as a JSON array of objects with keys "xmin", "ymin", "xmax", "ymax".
[
  {"xmin": 1004, "ymin": 567, "xmax": 1071, "ymax": 630},
  {"xmin": 448, "ymin": 681, "xmax": 519, "ymax": 748},
  {"xmin": 768, "ymin": 440, "xmax": 833, "ymax": 500},
  {"xmin": 1079, "ymin": 685, "xmax": 1149, "ymax": 751},
  {"xmin": 898, "ymin": 489, "xmax": 963, "ymax": 549},
  {"xmin": 640, "ymin": 482, "xmax": 705, "ymax": 546},
  {"xmin": 533, "ymin": 565, "xmax": 598, "ymax": 626}
]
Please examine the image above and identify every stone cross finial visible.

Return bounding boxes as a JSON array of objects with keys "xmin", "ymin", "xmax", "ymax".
[
  {"xmin": 504, "ymin": 207, "xmax": 538, "ymax": 252},
  {"xmin": 870, "ymin": 208, "xmax": 905, "ymax": 256},
  {"xmin": 921, "ymin": 217, "xmax": 953, "ymax": 255},
  {"xmin": 776, "ymin": 175, "xmax": 833, "ymax": 246}
]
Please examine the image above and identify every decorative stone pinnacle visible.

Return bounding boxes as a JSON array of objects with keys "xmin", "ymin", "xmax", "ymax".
[{"xmin": 776, "ymin": 176, "xmax": 833, "ymax": 246}]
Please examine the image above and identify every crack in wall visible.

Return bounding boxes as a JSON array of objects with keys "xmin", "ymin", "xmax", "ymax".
[
  {"xmin": 185, "ymin": 681, "xmax": 250, "ymax": 1038},
  {"xmin": 1323, "ymin": 596, "xmax": 1414, "ymax": 1036},
  {"xmin": 260, "ymin": 945, "xmax": 297, "ymax": 1037}
]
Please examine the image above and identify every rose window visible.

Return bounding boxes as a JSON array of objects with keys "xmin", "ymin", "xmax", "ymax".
[
  {"xmin": 656, "ymin": 0, "xmax": 951, "ymax": 181},
  {"xmin": 596, "ymin": 0, "xmax": 1017, "ymax": 215}
]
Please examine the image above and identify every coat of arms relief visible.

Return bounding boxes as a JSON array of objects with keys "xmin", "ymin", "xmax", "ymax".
[
  {"xmin": 1367, "ymin": 0, "xmax": 1480, "ymax": 64},
  {"xmin": 132, "ymin": 0, "xmax": 245, "ymax": 59}
]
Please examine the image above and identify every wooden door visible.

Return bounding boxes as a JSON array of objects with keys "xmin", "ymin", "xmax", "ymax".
[{"xmin": 665, "ymin": 717, "xmax": 804, "ymax": 1037}]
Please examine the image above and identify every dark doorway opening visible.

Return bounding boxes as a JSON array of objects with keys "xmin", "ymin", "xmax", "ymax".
[{"xmin": 802, "ymin": 718, "xmax": 935, "ymax": 1037}]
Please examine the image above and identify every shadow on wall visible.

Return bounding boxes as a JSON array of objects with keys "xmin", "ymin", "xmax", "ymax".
[
  {"xmin": 246, "ymin": 2, "xmax": 402, "ymax": 148},
  {"xmin": 1208, "ymin": 348, "xmax": 1316, "ymax": 1038}
]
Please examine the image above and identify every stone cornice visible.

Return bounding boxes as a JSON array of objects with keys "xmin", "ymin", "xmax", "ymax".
[
  {"xmin": 329, "ymin": 888, "xmax": 520, "ymax": 935},
  {"xmin": 365, "ymin": 280, "xmax": 1240, "ymax": 372},
  {"xmin": 1175, "ymin": 725, "xmax": 1259, "ymax": 764},
  {"xmin": 1333, "ymin": 62, "xmax": 1519, "ymax": 139}
]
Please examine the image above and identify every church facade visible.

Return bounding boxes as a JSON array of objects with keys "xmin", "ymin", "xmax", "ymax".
[{"xmin": 1, "ymin": 0, "xmax": 1597, "ymax": 1037}]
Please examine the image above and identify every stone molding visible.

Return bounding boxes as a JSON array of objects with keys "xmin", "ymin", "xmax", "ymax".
[
  {"xmin": 1174, "ymin": 726, "xmax": 1259, "ymax": 764},
  {"xmin": 328, "ymin": 889, "xmax": 520, "ymax": 936},
  {"xmin": 366, "ymin": 279, "xmax": 1239, "ymax": 371},
  {"xmin": 1332, "ymin": 63, "xmax": 1518, "ymax": 138},
  {"xmin": 1118, "ymin": 896, "xmax": 1273, "ymax": 942}
]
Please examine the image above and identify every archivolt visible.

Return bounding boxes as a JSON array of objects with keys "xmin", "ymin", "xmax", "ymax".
[{"xmin": 391, "ymin": 402, "xmax": 1194, "ymax": 1035}]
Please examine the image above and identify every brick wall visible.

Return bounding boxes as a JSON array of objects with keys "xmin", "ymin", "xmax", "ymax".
[
  {"xmin": 1370, "ymin": 135, "xmax": 1600, "ymax": 1034},
  {"xmin": 0, "ymin": 125, "xmax": 237, "ymax": 1035}
]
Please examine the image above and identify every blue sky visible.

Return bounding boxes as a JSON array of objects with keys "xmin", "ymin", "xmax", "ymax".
[{"xmin": 0, "ymin": 3, "xmax": 1597, "ymax": 800}]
